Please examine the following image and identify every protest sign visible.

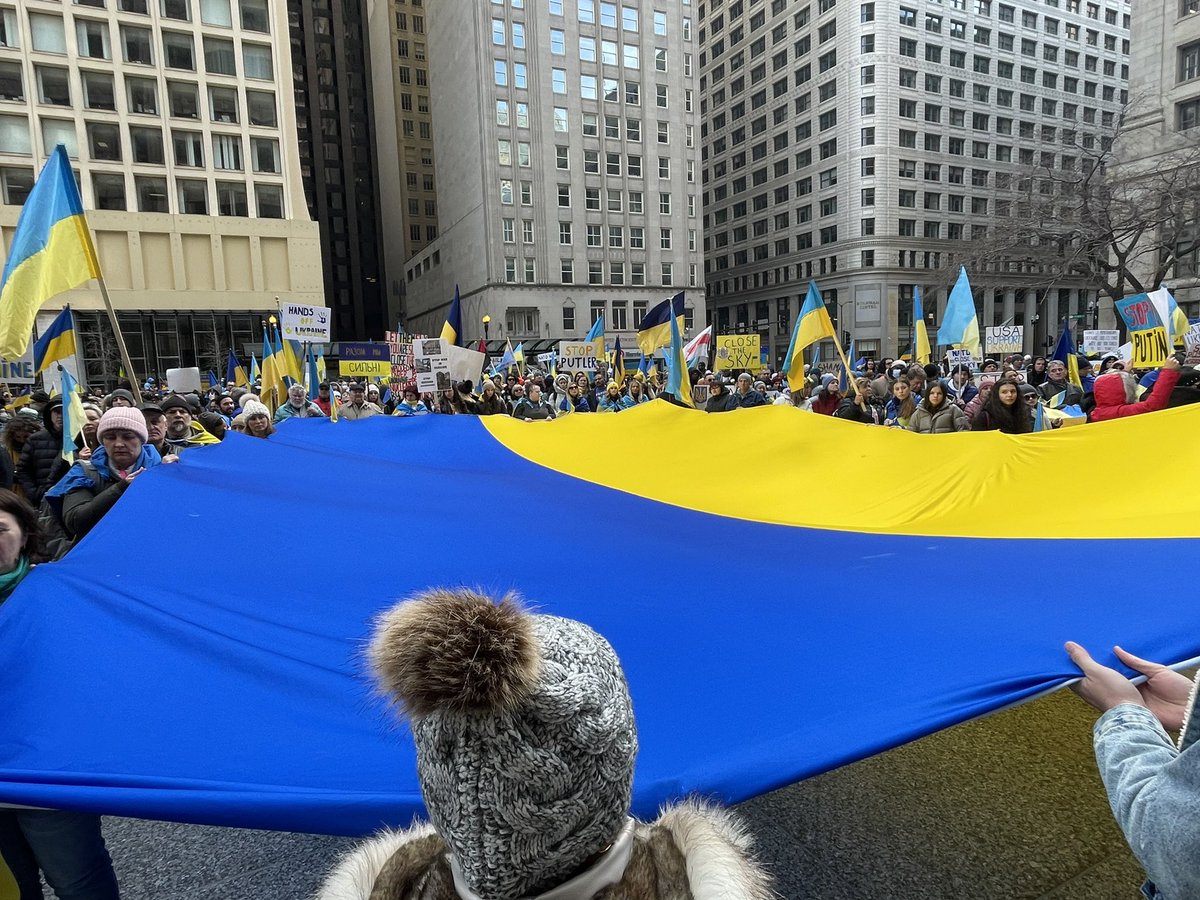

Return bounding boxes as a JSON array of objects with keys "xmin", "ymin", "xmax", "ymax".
[
  {"xmin": 0, "ymin": 346, "xmax": 36, "ymax": 385},
  {"xmin": 447, "ymin": 344, "xmax": 485, "ymax": 385},
  {"xmin": 1114, "ymin": 293, "xmax": 1169, "ymax": 368},
  {"xmin": 1184, "ymin": 324, "xmax": 1200, "ymax": 366},
  {"xmin": 339, "ymin": 342, "xmax": 391, "ymax": 379},
  {"xmin": 536, "ymin": 351, "xmax": 555, "ymax": 365},
  {"xmin": 1082, "ymin": 330, "xmax": 1121, "ymax": 357},
  {"xmin": 714, "ymin": 334, "xmax": 761, "ymax": 371},
  {"xmin": 280, "ymin": 304, "xmax": 331, "ymax": 342},
  {"xmin": 413, "ymin": 337, "xmax": 452, "ymax": 393},
  {"xmin": 984, "ymin": 325, "xmax": 1023, "ymax": 356},
  {"xmin": 558, "ymin": 341, "xmax": 601, "ymax": 375},
  {"xmin": 166, "ymin": 367, "xmax": 201, "ymax": 392},
  {"xmin": 947, "ymin": 349, "xmax": 975, "ymax": 371}
]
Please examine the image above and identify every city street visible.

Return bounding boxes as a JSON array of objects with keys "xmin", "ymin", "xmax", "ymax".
[{"xmin": 94, "ymin": 687, "xmax": 1145, "ymax": 900}]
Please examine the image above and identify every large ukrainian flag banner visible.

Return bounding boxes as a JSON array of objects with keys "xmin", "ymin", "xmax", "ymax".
[
  {"xmin": 0, "ymin": 403, "xmax": 1198, "ymax": 836},
  {"xmin": 0, "ymin": 146, "xmax": 101, "ymax": 361}
]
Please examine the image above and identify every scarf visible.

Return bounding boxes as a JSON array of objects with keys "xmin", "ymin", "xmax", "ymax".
[
  {"xmin": 46, "ymin": 443, "xmax": 163, "ymax": 499},
  {"xmin": 0, "ymin": 555, "xmax": 30, "ymax": 602}
]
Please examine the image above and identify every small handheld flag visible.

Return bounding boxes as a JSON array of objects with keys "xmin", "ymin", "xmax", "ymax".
[
  {"xmin": 226, "ymin": 349, "xmax": 249, "ymax": 388},
  {"xmin": 32, "ymin": 307, "xmax": 77, "ymax": 376},
  {"xmin": 1049, "ymin": 318, "xmax": 1082, "ymax": 390}
]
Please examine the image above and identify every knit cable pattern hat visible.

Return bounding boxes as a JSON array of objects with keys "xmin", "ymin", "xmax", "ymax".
[
  {"xmin": 240, "ymin": 400, "xmax": 270, "ymax": 419},
  {"xmin": 96, "ymin": 407, "xmax": 148, "ymax": 443},
  {"xmin": 370, "ymin": 589, "xmax": 637, "ymax": 900}
]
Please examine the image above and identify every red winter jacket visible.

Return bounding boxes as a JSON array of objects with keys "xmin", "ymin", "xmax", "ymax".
[{"xmin": 1089, "ymin": 367, "xmax": 1181, "ymax": 422}]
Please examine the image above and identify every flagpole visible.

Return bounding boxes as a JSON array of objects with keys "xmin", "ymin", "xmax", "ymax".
[
  {"xmin": 830, "ymin": 331, "xmax": 863, "ymax": 401},
  {"xmin": 95, "ymin": 276, "xmax": 142, "ymax": 406}
]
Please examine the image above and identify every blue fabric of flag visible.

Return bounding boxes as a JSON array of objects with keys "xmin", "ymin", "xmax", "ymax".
[{"xmin": 1, "ymin": 410, "xmax": 1198, "ymax": 837}]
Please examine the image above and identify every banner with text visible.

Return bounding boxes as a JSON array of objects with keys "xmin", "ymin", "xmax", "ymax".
[
  {"xmin": 339, "ymin": 342, "xmax": 392, "ymax": 379},
  {"xmin": 280, "ymin": 304, "xmax": 332, "ymax": 342},
  {"xmin": 1114, "ymin": 293, "xmax": 1169, "ymax": 368},
  {"xmin": 1082, "ymin": 330, "xmax": 1121, "ymax": 357},
  {"xmin": 413, "ymin": 338, "xmax": 452, "ymax": 393},
  {"xmin": 0, "ymin": 346, "xmax": 36, "ymax": 385},
  {"xmin": 984, "ymin": 325, "xmax": 1023, "ymax": 356},
  {"xmin": 714, "ymin": 334, "xmax": 761, "ymax": 371},
  {"xmin": 558, "ymin": 342, "xmax": 601, "ymax": 374}
]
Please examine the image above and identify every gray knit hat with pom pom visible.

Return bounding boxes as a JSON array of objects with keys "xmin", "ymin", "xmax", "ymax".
[{"xmin": 370, "ymin": 589, "xmax": 637, "ymax": 900}]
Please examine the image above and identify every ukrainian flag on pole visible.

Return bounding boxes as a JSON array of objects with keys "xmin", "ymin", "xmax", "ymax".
[
  {"xmin": 0, "ymin": 146, "xmax": 101, "ymax": 360},
  {"xmin": 940, "ymin": 267, "xmax": 982, "ymax": 359},
  {"xmin": 666, "ymin": 294, "xmax": 694, "ymax": 407},
  {"xmin": 913, "ymin": 287, "xmax": 932, "ymax": 365},
  {"xmin": 781, "ymin": 281, "xmax": 834, "ymax": 385},
  {"xmin": 440, "ymin": 285, "xmax": 463, "ymax": 347},
  {"xmin": 32, "ymin": 306, "xmax": 77, "ymax": 375},
  {"xmin": 585, "ymin": 314, "xmax": 605, "ymax": 379},
  {"xmin": 59, "ymin": 366, "xmax": 86, "ymax": 464}
]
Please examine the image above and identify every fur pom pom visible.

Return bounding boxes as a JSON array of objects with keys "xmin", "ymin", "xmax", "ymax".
[{"xmin": 370, "ymin": 589, "xmax": 541, "ymax": 717}]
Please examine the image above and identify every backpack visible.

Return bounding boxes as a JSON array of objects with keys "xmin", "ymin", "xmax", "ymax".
[{"xmin": 37, "ymin": 460, "xmax": 100, "ymax": 562}]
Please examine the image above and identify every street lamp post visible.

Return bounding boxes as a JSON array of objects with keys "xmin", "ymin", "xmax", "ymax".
[{"xmin": 482, "ymin": 314, "xmax": 491, "ymax": 345}]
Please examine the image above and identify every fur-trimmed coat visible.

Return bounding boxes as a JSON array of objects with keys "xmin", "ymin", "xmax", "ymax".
[{"xmin": 314, "ymin": 800, "xmax": 775, "ymax": 900}]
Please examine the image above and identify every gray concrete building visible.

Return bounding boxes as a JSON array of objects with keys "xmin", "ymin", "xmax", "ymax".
[
  {"xmin": 1114, "ymin": 0, "xmax": 1200, "ymax": 320},
  {"xmin": 401, "ymin": 0, "xmax": 705, "ymax": 357},
  {"xmin": 700, "ymin": 0, "xmax": 1130, "ymax": 363}
]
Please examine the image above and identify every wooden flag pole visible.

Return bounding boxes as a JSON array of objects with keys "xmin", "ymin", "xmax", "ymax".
[
  {"xmin": 830, "ymin": 330, "xmax": 863, "ymax": 401},
  {"xmin": 95, "ymin": 276, "xmax": 142, "ymax": 406}
]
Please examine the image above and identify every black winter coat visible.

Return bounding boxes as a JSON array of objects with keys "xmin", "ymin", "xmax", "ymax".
[{"xmin": 18, "ymin": 420, "xmax": 69, "ymax": 506}]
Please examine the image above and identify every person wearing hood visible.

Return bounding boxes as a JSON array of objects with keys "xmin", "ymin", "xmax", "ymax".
[
  {"xmin": 160, "ymin": 394, "xmax": 221, "ymax": 452},
  {"xmin": 103, "ymin": 388, "xmax": 136, "ymax": 410},
  {"xmin": 908, "ymin": 382, "xmax": 969, "ymax": 433},
  {"xmin": 1078, "ymin": 356, "xmax": 1096, "ymax": 393},
  {"xmin": 627, "ymin": 378, "xmax": 650, "ymax": 404},
  {"xmin": 1089, "ymin": 358, "xmax": 1182, "ymax": 422},
  {"xmin": 273, "ymin": 383, "xmax": 325, "ymax": 423},
  {"xmin": 46, "ymin": 407, "xmax": 168, "ymax": 541},
  {"xmin": 16, "ymin": 398, "xmax": 71, "ymax": 506},
  {"xmin": 1026, "ymin": 356, "xmax": 1048, "ymax": 387},
  {"xmin": 810, "ymin": 374, "xmax": 842, "ymax": 415},
  {"xmin": 704, "ymin": 376, "xmax": 737, "ymax": 412},
  {"xmin": 1038, "ymin": 360, "xmax": 1084, "ymax": 407},
  {"xmin": 315, "ymin": 589, "xmax": 775, "ymax": 900},
  {"xmin": 732, "ymin": 373, "xmax": 768, "ymax": 408}
]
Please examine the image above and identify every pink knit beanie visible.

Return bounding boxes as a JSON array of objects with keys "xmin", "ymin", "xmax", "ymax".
[{"xmin": 96, "ymin": 407, "xmax": 148, "ymax": 443}]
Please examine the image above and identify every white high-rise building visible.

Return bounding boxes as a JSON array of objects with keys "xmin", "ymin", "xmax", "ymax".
[
  {"xmin": 699, "ymin": 0, "xmax": 1130, "ymax": 363},
  {"xmin": 401, "ymin": 0, "xmax": 706, "ymax": 358},
  {"xmin": 0, "ymin": 0, "xmax": 321, "ymax": 381}
]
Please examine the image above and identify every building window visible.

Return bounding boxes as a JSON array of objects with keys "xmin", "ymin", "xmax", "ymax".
[{"xmin": 216, "ymin": 181, "xmax": 248, "ymax": 216}]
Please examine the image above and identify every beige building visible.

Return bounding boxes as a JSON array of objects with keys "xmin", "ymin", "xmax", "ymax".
[{"xmin": 0, "ymin": 0, "xmax": 322, "ymax": 382}]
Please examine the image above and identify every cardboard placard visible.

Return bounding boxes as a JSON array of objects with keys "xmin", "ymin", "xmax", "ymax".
[
  {"xmin": 280, "ymin": 304, "xmax": 332, "ymax": 341},
  {"xmin": 0, "ymin": 346, "xmax": 36, "ymax": 385},
  {"xmin": 166, "ymin": 367, "xmax": 201, "ymax": 392},
  {"xmin": 714, "ymin": 334, "xmax": 761, "ymax": 371},
  {"xmin": 558, "ymin": 342, "xmax": 601, "ymax": 374},
  {"xmin": 1114, "ymin": 294, "xmax": 1169, "ymax": 368},
  {"xmin": 1082, "ymin": 330, "xmax": 1121, "ymax": 357},
  {"xmin": 413, "ymin": 338, "xmax": 452, "ymax": 393},
  {"xmin": 984, "ymin": 325, "xmax": 1023, "ymax": 355}
]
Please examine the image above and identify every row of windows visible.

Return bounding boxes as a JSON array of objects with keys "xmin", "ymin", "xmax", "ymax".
[
  {"xmin": 13, "ymin": 11, "xmax": 276, "ymax": 78},
  {"xmin": 0, "ymin": 66, "xmax": 277, "ymax": 126},
  {"xmin": 899, "ymin": 4, "xmax": 1128, "ymax": 34},
  {"xmin": 502, "ymin": 217, "xmax": 696, "ymax": 250},
  {"xmin": 550, "ymin": 259, "xmax": 694, "ymax": 288},
  {"xmin": 0, "ymin": 0, "xmax": 269, "ymax": 39},
  {"xmin": 0, "ymin": 162, "xmax": 283, "ymax": 216}
]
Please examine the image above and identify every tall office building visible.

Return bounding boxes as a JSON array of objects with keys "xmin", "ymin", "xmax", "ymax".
[
  {"xmin": 1115, "ymin": 0, "xmax": 1199, "ymax": 319},
  {"xmin": 700, "ymin": 0, "xmax": 1130, "ymax": 363},
  {"xmin": 289, "ymin": 0, "xmax": 389, "ymax": 340},
  {"xmin": 400, "ymin": 0, "xmax": 705, "ymax": 357},
  {"xmin": 0, "ymin": 0, "xmax": 322, "ymax": 382}
]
